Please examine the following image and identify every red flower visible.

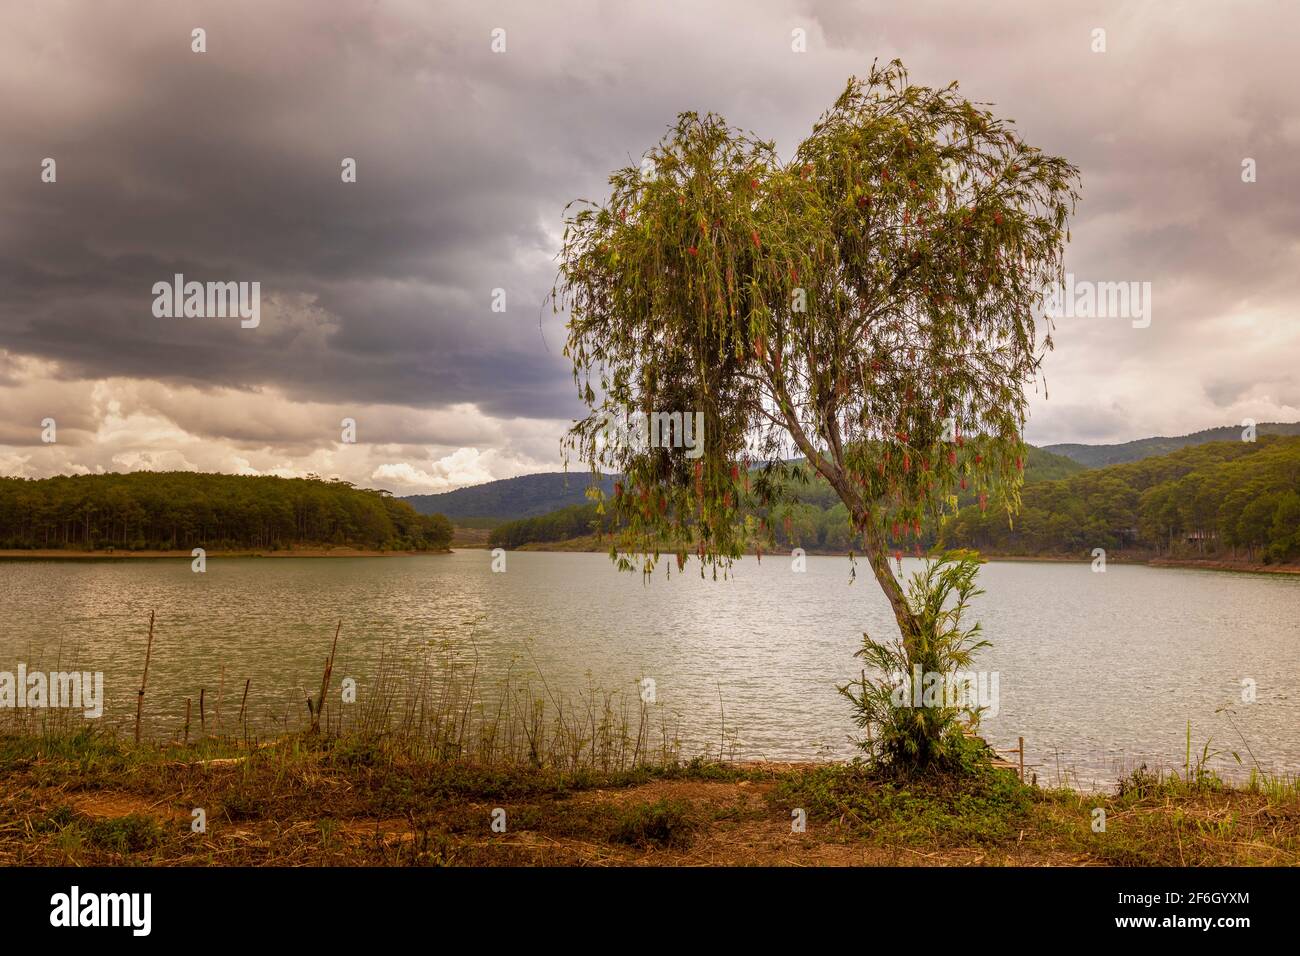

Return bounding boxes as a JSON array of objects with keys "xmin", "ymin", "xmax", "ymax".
[
  {"xmin": 688, "ymin": 246, "xmax": 698, "ymax": 257},
  {"xmin": 751, "ymin": 230, "xmax": 761, "ymax": 249}
]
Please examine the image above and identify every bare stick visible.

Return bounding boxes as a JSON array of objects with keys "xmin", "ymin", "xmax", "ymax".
[
  {"xmin": 134, "ymin": 610, "xmax": 155, "ymax": 744},
  {"xmin": 237, "ymin": 678, "xmax": 251, "ymax": 726},
  {"xmin": 311, "ymin": 620, "xmax": 342, "ymax": 734},
  {"xmin": 214, "ymin": 665, "xmax": 226, "ymax": 731},
  {"xmin": 183, "ymin": 697, "xmax": 191, "ymax": 745}
]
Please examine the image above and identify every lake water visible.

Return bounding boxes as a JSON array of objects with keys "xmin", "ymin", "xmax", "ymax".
[{"xmin": 1, "ymin": 551, "xmax": 1297, "ymax": 789}]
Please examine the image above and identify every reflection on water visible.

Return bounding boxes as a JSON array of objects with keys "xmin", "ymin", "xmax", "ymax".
[{"xmin": 1, "ymin": 550, "xmax": 1297, "ymax": 788}]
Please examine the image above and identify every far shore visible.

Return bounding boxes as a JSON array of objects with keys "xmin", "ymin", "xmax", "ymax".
[
  {"xmin": 5, "ymin": 542, "xmax": 1296, "ymax": 577},
  {"xmin": 501, "ymin": 535, "xmax": 1300, "ymax": 575},
  {"xmin": 0, "ymin": 547, "xmax": 452, "ymax": 560}
]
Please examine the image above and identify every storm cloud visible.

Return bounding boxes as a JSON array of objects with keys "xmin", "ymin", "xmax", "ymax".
[{"xmin": 1, "ymin": 0, "xmax": 1297, "ymax": 492}]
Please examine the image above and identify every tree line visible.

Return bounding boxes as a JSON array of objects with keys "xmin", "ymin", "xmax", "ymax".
[
  {"xmin": 487, "ymin": 438, "xmax": 1300, "ymax": 565},
  {"xmin": 488, "ymin": 446, "xmax": 1082, "ymax": 554},
  {"xmin": 0, "ymin": 472, "xmax": 453, "ymax": 552},
  {"xmin": 940, "ymin": 436, "xmax": 1300, "ymax": 563}
]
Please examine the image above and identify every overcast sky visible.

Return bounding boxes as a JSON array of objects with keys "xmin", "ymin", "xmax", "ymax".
[{"xmin": 2, "ymin": 0, "xmax": 1297, "ymax": 494}]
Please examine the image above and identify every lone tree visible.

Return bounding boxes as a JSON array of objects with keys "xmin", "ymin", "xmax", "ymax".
[{"xmin": 559, "ymin": 61, "xmax": 1079, "ymax": 691}]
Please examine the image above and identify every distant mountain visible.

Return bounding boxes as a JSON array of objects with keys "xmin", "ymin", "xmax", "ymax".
[
  {"xmin": 1021, "ymin": 445, "xmax": 1088, "ymax": 482},
  {"xmin": 1044, "ymin": 422, "xmax": 1300, "ymax": 468},
  {"xmin": 404, "ymin": 472, "xmax": 616, "ymax": 522},
  {"xmin": 406, "ymin": 447, "xmax": 1082, "ymax": 526}
]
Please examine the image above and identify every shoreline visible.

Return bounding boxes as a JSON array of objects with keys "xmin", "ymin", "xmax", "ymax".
[
  {"xmin": 0, "ymin": 547, "xmax": 452, "ymax": 560},
  {"xmin": 505, "ymin": 537, "xmax": 1300, "ymax": 575},
  {"xmin": 4, "ymin": 542, "xmax": 1296, "ymax": 576}
]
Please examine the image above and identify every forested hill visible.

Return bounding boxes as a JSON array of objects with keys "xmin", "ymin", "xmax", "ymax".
[
  {"xmin": 0, "ymin": 473, "xmax": 452, "ymax": 552},
  {"xmin": 410, "ymin": 451, "xmax": 1082, "ymax": 526},
  {"xmin": 485, "ymin": 439, "xmax": 1300, "ymax": 562},
  {"xmin": 404, "ymin": 472, "xmax": 616, "ymax": 521},
  {"xmin": 487, "ymin": 446, "xmax": 1083, "ymax": 551},
  {"xmin": 1044, "ymin": 422, "xmax": 1300, "ymax": 467},
  {"xmin": 941, "ymin": 435, "xmax": 1300, "ymax": 563}
]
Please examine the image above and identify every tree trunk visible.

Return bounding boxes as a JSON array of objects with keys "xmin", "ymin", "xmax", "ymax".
[
  {"xmin": 768, "ymin": 389, "xmax": 921, "ymax": 657},
  {"xmin": 858, "ymin": 514, "xmax": 920, "ymax": 650}
]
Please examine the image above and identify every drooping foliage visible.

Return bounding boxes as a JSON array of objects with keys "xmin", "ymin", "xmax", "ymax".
[{"xmin": 559, "ymin": 60, "xmax": 1080, "ymax": 641}]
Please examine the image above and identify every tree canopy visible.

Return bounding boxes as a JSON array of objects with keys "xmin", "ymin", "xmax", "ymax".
[{"xmin": 559, "ymin": 60, "xmax": 1080, "ymax": 643}]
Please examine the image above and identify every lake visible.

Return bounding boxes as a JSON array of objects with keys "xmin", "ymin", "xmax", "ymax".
[{"xmin": 1, "ymin": 550, "xmax": 1297, "ymax": 788}]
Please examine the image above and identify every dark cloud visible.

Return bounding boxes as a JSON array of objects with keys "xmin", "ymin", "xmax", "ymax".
[{"xmin": 1, "ymin": 0, "xmax": 1297, "ymax": 488}]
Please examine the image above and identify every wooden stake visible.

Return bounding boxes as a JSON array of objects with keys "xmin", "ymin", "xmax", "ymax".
[
  {"xmin": 1018, "ymin": 735, "xmax": 1025, "ymax": 783},
  {"xmin": 237, "ymin": 678, "xmax": 251, "ymax": 726},
  {"xmin": 133, "ymin": 610, "xmax": 155, "ymax": 744}
]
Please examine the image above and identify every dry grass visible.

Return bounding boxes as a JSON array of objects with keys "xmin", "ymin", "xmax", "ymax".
[{"xmin": 1, "ymin": 730, "xmax": 1297, "ymax": 867}]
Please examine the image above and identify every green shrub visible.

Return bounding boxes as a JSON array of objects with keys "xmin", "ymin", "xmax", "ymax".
[
  {"xmin": 609, "ymin": 799, "xmax": 695, "ymax": 848},
  {"xmin": 839, "ymin": 550, "xmax": 991, "ymax": 772},
  {"xmin": 87, "ymin": 814, "xmax": 163, "ymax": 853}
]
